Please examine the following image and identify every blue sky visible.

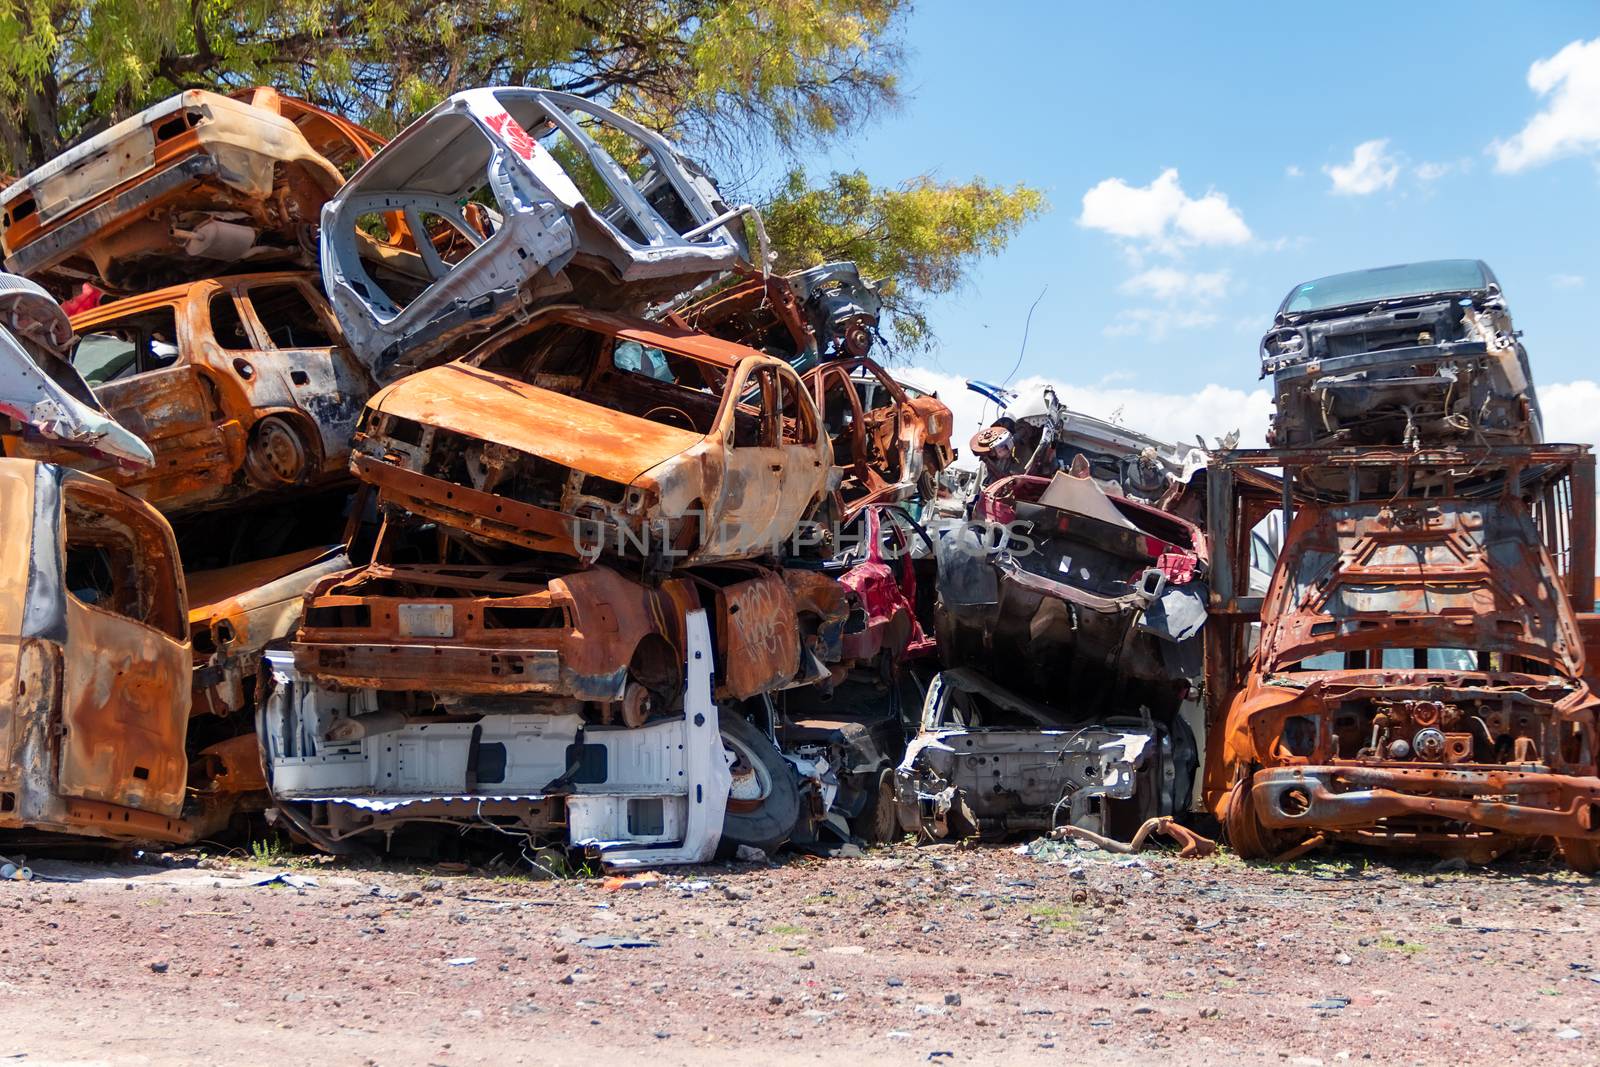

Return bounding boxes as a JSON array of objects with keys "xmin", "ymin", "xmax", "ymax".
[{"xmin": 801, "ymin": 2, "xmax": 1600, "ymax": 447}]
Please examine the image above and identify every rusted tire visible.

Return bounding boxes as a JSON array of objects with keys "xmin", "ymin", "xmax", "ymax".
[
  {"xmin": 717, "ymin": 712, "xmax": 799, "ymax": 858},
  {"xmin": 244, "ymin": 415, "xmax": 311, "ymax": 488},
  {"xmin": 1222, "ymin": 775, "xmax": 1281, "ymax": 860},
  {"xmin": 1559, "ymin": 838, "xmax": 1600, "ymax": 875},
  {"xmin": 850, "ymin": 766, "xmax": 899, "ymax": 845}
]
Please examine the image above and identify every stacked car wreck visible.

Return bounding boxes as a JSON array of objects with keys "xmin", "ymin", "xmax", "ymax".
[
  {"xmin": 1206, "ymin": 260, "xmax": 1600, "ymax": 871},
  {"xmin": 0, "ymin": 82, "xmax": 963, "ymax": 866}
]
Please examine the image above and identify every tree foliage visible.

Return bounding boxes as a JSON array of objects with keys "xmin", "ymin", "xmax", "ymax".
[
  {"xmin": 0, "ymin": 1, "xmax": 1046, "ymax": 349},
  {"xmin": 762, "ymin": 168, "xmax": 1046, "ymax": 349},
  {"xmin": 0, "ymin": 0, "xmax": 904, "ymax": 171}
]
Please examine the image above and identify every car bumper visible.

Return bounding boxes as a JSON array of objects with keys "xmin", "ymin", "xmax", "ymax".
[{"xmin": 1251, "ymin": 764, "xmax": 1600, "ymax": 840}]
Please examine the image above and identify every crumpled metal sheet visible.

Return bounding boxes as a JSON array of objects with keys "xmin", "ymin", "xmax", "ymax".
[{"xmin": 0, "ymin": 273, "xmax": 152, "ymax": 467}]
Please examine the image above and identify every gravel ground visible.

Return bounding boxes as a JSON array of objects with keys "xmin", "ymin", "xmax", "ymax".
[{"xmin": 2, "ymin": 841, "xmax": 1599, "ymax": 1066}]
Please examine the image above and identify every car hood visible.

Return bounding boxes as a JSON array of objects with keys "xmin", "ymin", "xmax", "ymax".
[
  {"xmin": 369, "ymin": 362, "xmax": 703, "ymax": 485},
  {"xmin": 0, "ymin": 273, "xmax": 153, "ymax": 467}
]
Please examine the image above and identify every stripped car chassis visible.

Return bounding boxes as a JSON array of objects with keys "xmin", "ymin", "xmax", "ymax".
[
  {"xmin": 1204, "ymin": 444, "xmax": 1600, "ymax": 867},
  {"xmin": 259, "ymin": 609, "xmax": 732, "ymax": 868},
  {"xmin": 894, "ymin": 668, "xmax": 1189, "ymax": 841}
]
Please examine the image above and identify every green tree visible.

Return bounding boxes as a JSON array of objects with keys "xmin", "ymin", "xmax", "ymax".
[
  {"xmin": 0, "ymin": 0, "xmax": 904, "ymax": 172},
  {"xmin": 762, "ymin": 168, "xmax": 1046, "ymax": 349},
  {"xmin": 0, "ymin": 1, "xmax": 1045, "ymax": 347}
]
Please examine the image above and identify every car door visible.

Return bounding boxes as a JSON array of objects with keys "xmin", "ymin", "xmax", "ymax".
[
  {"xmin": 69, "ymin": 297, "xmax": 243, "ymax": 505},
  {"xmin": 231, "ymin": 278, "xmax": 371, "ymax": 477},
  {"xmin": 702, "ymin": 361, "xmax": 788, "ymax": 559},
  {"xmin": 768, "ymin": 363, "xmax": 827, "ymax": 545},
  {"xmin": 54, "ymin": 477, "xmax": 190, "ymax": 818}
]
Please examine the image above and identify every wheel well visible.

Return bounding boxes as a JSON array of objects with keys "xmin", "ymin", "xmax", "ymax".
[{"xmin": 627, "ymin": 632, "xmax": 680, "ymax": 697}]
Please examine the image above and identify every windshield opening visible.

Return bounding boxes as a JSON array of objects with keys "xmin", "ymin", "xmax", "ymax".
[
  {"xmin": 1282, "ymin": 259, "xmax": 1489, "ymax": 315},
  {"xmin": 1278, "ymin": 646, "xmax": 1566, "ymax": 676}
]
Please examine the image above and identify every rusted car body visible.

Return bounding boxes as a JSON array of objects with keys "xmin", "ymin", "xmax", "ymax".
[
  {"xmin": 187, "ymin": 545, "xmax": 351, "ymax": 718},
  {"xmin": 0, "ymin": 89, "xmax": 378, "ymax": 293},
  {"xmin": 290, "ymin": 554, "xmax": 844, "ymax": 709},
  {"xmin": 965, "ymin": 380, "xmax": 1211, "ymax": 505},
  {"xmin": 809, "ymin": 357, "xmax": 953, "ymax": 519},
  {"xmin": 260, "ymin": 608, "xmax": 735, "ymax": 867},
  {"xmin": 0, "ymin": 459, "xmax": 192, "ymax": 840},
  {"xmin": 938, "ymin": 463, "xmax": 1209, "ymax": 712},
  {"xmin": 894, "ymin": 668, "xmax": 1190, "ymax": 841},
  {"xmin": 1204, "ymin": 446, "xmax": 1600, "ymax": 869},
  {"xmin": 352, "ymin": 307, "xmax": 830, "ymax": 568},
  {"xmin": 1261, "ymin": 259, "xmax": 1539, "ymax": 452},
  {"xmin": 3, "ymin": 271, "xmax": 370, "ymax": 514},
  {"xmin": 674, "ymin": 261, "xmax": 884, "ymax": 366},
  {"xmin": 0, "ymin": 460, "xmax": 350, "ymax": 844},
  {"xmin": 320, "ymin": 87, "xmax": 755, "ymax": 381}
]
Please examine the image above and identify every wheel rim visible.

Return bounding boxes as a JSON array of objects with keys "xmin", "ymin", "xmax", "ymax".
[
  {"xmin": 246, "ymin": 417, "xmax": 309, "ymax": 487},
  {"xmin": 723, "ymin": 734, "xmax": 774, "ymax": 813}
]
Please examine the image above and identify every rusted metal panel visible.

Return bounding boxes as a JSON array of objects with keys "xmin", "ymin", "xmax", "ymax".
[
  {"xmin": 370, "ymin": 362, "xmax": 702, "ymax": 485},
  {"xmin": 58, "ymin": 596, "xmax": 189, "ymax": 815},
  {"xmin": 2, "ymin": 90, "xmax": 379, "ymax": 293},
  {"xmin": 187, "ymin": 545, "xmax": 350, "ymax": 716},
  {"xmin": 713, "ymin": 571, "xmax": 804, "ymax": 700},
  {"xmin": 5, "ymin": 271, "xmax": 371, "ymax": 515},
  {"xmin": 294, "ymin": 563, "xmax": 694, "ymax": 703},
  {"xmin": 352, "ymin": 308, "xmax": 830, "ymax": 568}
]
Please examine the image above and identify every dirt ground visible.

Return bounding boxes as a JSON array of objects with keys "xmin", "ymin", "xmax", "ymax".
[{"xmin": 2, "ymin": 840, "xmax": 1599, "ymax": 1066}]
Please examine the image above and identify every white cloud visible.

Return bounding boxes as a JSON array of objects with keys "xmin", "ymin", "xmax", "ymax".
[
  {"xmin": 1325, "ymin": 139, "xmax": 1400, "ymax": 195},
  {"xmin": 1118, "ymin": 267, "xmax": 1230, "ymax": 302},
  {"xmin": 1285, "ymin": 164, "xmax": 1304, "ymax": 178},
  {"xmin": 1542, "ymin": 381, "xmax": 1600, "ymax": 446},
  {"xmin": 1552, "ymin": 273, "xmax": 1586, "ymax": 289},
  {"xmin": 896, "ymin": 368, "xmax": 1273, "ymax": 468},
  {"xmin": 1078, "ymin": 168, "xmax": 1252, "ymax": 250},
  {"xmin": 1492, "ymin": 37, "xmax": 1600, "ymax": 172}
]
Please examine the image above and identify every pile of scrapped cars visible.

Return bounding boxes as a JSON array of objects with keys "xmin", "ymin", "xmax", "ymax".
[
  {"xmin": 0, "ymin": 84, "xmax": 955, "ymax": 864},
  {"xmin": 1, "ymin": 82, "xmax": 1597, "ymax": 874}
]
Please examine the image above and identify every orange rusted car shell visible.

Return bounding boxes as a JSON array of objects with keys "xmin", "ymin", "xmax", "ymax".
[
  {"xmin": 1206, "ymin": 447, "xmax": 1600, "ymax": 862},
  {"xmin": 0, "ymin": 458, "xmax": 195, "ymax": 841},
  {"xmin": 354, "ymin": 307, "xmax": 830, "ymax": 567},
  {"xmin": 3, "ymin": 271, "xmax": 371, "ymax": 514},
  {"xmin": 0, "ymin": 90, "xmax": 372, "ymax": 293}
]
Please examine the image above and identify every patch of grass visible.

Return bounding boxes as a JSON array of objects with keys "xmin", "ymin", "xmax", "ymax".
[
  {"xmin": 1029, "ymin": 903, "xmax": 1082, "ymax": 931},
  {"xmin": 1375, "ymin": 933, "xmax": 1426, "ymax": 955},
  {"xmin": 769, "ymin": 923, "xmax": 808, "ymax": 936},
  {"xmin": 248, "ymin": 834, "xmax": 289, "ymax": 866}
]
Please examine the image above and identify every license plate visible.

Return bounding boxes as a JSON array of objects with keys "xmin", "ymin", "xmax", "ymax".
[{"xmin": 397, "ymin": 603, "xmax": 453, "ymax": 638}]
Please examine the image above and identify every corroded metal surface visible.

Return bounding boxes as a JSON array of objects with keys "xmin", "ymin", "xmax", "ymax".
[
  {"xmin": 5, "ymin": 271, "xmax": 370, "ymax": 515},
  {"xmin": 353, "ymin": 307, "xmax": 830, "ymax": 568},
  {"xmin": 2, "ymin": 90, "xmax": 376, "ymax": 293}
]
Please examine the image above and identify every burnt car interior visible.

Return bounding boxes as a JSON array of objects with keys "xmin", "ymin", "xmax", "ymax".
[{"xmin": 72, "ymin": 309, "xmax": 181, "ymax": 384}]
